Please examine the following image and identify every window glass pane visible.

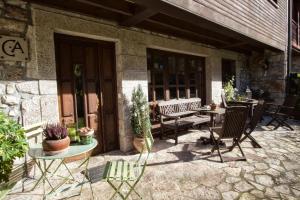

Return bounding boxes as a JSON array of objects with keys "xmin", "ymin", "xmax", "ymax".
[
  {"xmin": 155, "ymin": 72, "xmax": 164, "ymax": 85},
  {"xmin": 74, "ymin": 64, "xmax": 86, "ymax": 127},
  {"xmin": 189, "ymin": 73, "xmax": 196, "ymax": 85},
  {"xmin": 155, "ymin": 87, "xmax": 164, "ymax": 100},
  {"xmin": 177, "ymin": 57, "xmax": 185, "ymax": 71},
  {"xmin": 196, "ymin": 59, "xmax": 204, "ymax": 72},
  {"xmin": 169, "ymin": 73, "xmax": 176, "ymax": 86},
  {"xmin": 178, "ymin": 73, "xmax": 185, "ymax": 86},
  {"xmin": 168, "ymin": 56, "xmax": 176, "ymax": 72},
  {"xmin": 179, "ymin": 87, "xmax": 186, "ymax": 98},
  {"xmin": 169, "ymin": 87, "xmax": 177, "ymax": 99},
  {"xmin": 190, "ymin": 87, "xmax": 196, "ymax": 98},
  {"xmin": 189, "ymin": 59, "xmax": 196, "ymax": 71},
  {"xmin": 153, "ymin": 54, "xmax": 165, "ymax": 70}
]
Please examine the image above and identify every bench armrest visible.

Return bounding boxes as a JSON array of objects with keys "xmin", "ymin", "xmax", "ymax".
[
  {"xmin": 278, "ymin": 105, "xmax": 295, "ymax": 110},
  {"xmin": 209, "ymin": 126, "xmax": 222, "ymax": 133},
  {"xmin": 266, "ymin": 102, "xmax": 280, "ymax": 106},
  {"xmin": 265, "ymin": 103, "xmax": 281, "ymax": 110},
  {"xmin": 161, "ymin": 113, "xmax": 180, "ymax": 120}
]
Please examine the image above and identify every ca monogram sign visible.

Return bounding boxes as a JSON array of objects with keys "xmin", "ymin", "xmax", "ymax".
[{"xmin": 0, "ymin": 35, "xmax": 29, "ymax": 62}]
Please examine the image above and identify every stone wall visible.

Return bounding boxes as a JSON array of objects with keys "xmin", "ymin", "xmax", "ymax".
[
  {"xmin": 0, "ymin": 81, "xmax": 58, "ymax": 125},
  {"xmin": 0, "ymin": 1, "xmax": 59, "ymax": 125},
  {"xmin": 249, "ymin": 50, "xmax": 287, "ymax": 103},
  {"xmin": 292, "ymin": 55, "xmax": 300, "ymax": 73},
  {"xmin": 0, "ymin": 1, "xmax": 248, "ymax": 151},
  {"xmin": 31, "ymin": 5, "xmax": 247, "ymax": 151},
  {"xmin": 0, "ymin": 1, "xmax": 286, "ymax": 152}
]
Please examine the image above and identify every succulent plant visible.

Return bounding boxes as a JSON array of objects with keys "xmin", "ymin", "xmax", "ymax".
[{"xmin": 43, "ymin": 123, "xmax": 68, "ymax": 140}]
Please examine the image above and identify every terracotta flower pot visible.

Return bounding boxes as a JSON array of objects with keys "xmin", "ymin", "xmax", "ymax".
[
  {"xmin": 42, "ymin": 136, "xmax": 70, "ymax": 155},
  {"xmin": 133, "ymin": 136, "xmax": 146, "ymax": 153},
  {"xmin": 210, "ymin": 103, "xmax": 217, "ymax": 110}
]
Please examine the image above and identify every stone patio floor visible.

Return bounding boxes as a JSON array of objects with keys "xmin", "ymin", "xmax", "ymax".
[{"xmin": 6, "ymin": 119, "xmax": 300, "ymax": 200}]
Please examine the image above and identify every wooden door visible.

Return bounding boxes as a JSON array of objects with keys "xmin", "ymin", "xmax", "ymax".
[{"xmin": 55, "ymin": 34, "xmax": 119, "ymax": 154}]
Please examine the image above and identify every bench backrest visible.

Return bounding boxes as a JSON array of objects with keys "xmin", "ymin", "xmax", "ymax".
[{"xmin": 158, "ymin": 98, "xmax": 202, "ymax": 115}]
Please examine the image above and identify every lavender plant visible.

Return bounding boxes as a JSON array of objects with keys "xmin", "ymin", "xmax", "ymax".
[{"xmin": 43, "ymin": 124, "xmax": 68, "ymax": 140}]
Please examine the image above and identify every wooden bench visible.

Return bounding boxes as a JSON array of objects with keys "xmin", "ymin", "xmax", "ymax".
[{"xmin": 158, "ymin": 98, "xmax": 210, "ymax": 144}]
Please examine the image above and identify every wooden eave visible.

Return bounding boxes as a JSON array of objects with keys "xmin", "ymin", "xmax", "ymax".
[{"xmin": 26, "ymin": 0, "xmax": 281, "ymax": 55}]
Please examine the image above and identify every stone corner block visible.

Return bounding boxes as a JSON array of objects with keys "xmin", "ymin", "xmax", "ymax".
[
  {"xmin": 16, "ymin": 81, "xmax": 39, "ymax": 95},
  {"xmin": 40, "ymin": 95, "xmax": 59, "ymax": 123},
  {"xmin": 1, "ymin": 95, "xmax": 20, "ymax": 106},
  {"xmin": 6, "ymin": 83, "xmax": 16, "ymax": 94},
  {"xmin": 21, "ymin": 96, "xmax": 41, "ymax": 126},
  {"xmin": 0, "ymin": 83, "xmax": 6, "ymax": 95},
  {"xmin": 39, "ymin": 80, "xmax": 58, "ymax": 95}
]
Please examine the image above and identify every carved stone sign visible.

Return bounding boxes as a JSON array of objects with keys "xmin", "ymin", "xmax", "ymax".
[{"xmin": 0, "ymin": 35, "xmax": 29, "ymax": 62}]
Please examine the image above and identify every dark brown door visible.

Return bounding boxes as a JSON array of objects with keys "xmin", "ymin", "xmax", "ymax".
[{"xmin": 55, "ymin": 34, "xmax": 119, "ymax": 154}]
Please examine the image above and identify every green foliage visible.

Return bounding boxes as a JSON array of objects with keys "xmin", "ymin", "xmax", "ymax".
[
  {"xmin": 0, "ymin": 112, "xmax": 28, "ymax": 183},
  {"xmin": 130, "ymin": 85, "xmax": 151, "ymax": 138},
  {"xmin": 223, "ymin": 76, "xmax": 235, "ymax": 101},
  {"xmin": 236, "ymin": 94, "xmax": 246, "ymax": 101}
]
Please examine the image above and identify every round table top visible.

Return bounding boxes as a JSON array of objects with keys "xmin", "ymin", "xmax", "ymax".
[
  {"xmin": 229, "ymin": 99, "xmax": 259, "ymax": 105},
  {"xmin": 28, "ymin": 138, "xmax": 98, "ymax": 160},
  {"xmin": 201, "ymin": 108, "xmax": 226, "ymax": 115}
]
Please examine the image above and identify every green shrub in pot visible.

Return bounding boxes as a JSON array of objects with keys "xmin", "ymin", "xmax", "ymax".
[
  {"xmin": 223, "ymin": 76, "xmax": 235, "ymax": 101},
  {"xmin": 0, "ymin": 112, "xmax": 28, "ymax": 183},
  {"xmin": 130, "ymin": 85, "xmax": 151, "ymax": 152},
  {"xmin": 79, "ymin": 127, "xmax": 94, "ymax": 145}
]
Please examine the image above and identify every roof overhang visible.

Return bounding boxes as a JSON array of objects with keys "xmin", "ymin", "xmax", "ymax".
[{"xmin": 27, "ymin": 0, "xmax": 283, "ymax": 55}]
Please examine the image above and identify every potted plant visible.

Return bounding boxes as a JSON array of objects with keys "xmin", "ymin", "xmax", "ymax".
[
  {"xmin": 78, "ymin": 127, "xmax": 94, "ymax": 145},
  {"xmin": 42, "ymin": 123, "xmax": 70, "ymax": 155},
  {"xmin": 0, "ymin": 112, "xmax": 28, "ymax": 184},
  {"xmin": 223, "ymin": 76, "xmax": 235, "ymax": 101},
  {"xmin": 130, "ymin": 85, "xmax": 151, "ymax": 152},
  {"xmin": 210, "ymin": 101, "xmax": 217, "ymax": 110},
  {"xmin": 67, "ymin": 124, "xmax": 79, "ymax": 143}
]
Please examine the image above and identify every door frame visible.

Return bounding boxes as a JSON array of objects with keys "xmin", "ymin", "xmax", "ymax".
[{"xmin": 54, "ymin": 33, "xmax": 119, "ymax": 153}]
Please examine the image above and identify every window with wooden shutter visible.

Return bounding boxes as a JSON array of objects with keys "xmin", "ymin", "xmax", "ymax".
[{"xmin": 147, "ymin": 48, "xmax": 206, "ymax": 127}]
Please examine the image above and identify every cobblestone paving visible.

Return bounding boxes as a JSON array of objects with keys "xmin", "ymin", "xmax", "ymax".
[{"xmin": 6, "ymin": 120, "xmax": 300, "ymax": 200}]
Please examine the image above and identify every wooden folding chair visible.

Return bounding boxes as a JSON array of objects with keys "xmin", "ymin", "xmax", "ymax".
[
  {"xmin": 221, "ymin": 92, "xmax": 228, "ymax": 108},
  {"xmin": 239, "ymin": 101, "xmax": 265, "ymax": 148},
  {"xmin": 265, "ymin": 96, "xmax": 298, "ymax": 131},
  {"xmin": 102, "ymin": 130, "xmax": 154, "ymax": 199},
  {"xmin": 209, "ymin": 106, "xmax": 249, "ymax": 163}
]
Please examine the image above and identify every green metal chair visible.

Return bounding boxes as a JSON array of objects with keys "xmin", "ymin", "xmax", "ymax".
[{"xmin": 102, "ymin": 130, "xmax": 154, "ymax": 199}]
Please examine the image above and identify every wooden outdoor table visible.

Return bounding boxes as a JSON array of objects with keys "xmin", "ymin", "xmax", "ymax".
[
  {"xmin": 28, "ymin": 139, "xmax": 97, "ymax": 199},
  {"xmin": 228, "ymin": 99, "xmax": 258, "ymax": 118},
  {"xmin": 198, "ymin": 108, "xmax": 226, "ymax": 145},
  {"xmin": 201, "ymin": 108, "xmax": 226, "ymax": 127}
]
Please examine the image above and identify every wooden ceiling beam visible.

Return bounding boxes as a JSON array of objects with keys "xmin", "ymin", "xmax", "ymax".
[
  {"xmin": 133, "ymin": 0, "xmax": 280, "ymax": 52},
  {"xmin": 121, "ymin": 8, "xmax": 158, "ymax": 26},
  {"xmin": 220, "ymin": 42, "xmax": 248, "ymax": 49},
  {"xmin": 146, "ymin": 20, "xmax": 229, "ymax": 45},
  {"xmin": 138, "ymin": 20, "xmax": 229, "ymax": 46},
  {"xmin": 75, "ymin": 0, "xmax": 133, "ymax": 16}
]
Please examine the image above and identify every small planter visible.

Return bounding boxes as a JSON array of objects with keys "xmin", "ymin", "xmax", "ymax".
[
  {"xmin": 133, "ymin": 136, "xmax": 147, "ymax": 153},
  {"xmin": 67, "ymin": 127, "xmax": 79, "ymax": 143},
  {"xmin": 210, "ymin": 103, "xmax": 217, "ymax": 110},
  {"xmin": 79, "ymin": 128, "xmax": 94, "ymax": 145},
  {"xmin": 42, "ymin": 136, "xmax": 70, "ymax": 156}
]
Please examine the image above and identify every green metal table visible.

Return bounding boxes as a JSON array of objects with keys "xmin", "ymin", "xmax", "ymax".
[{"xmin": 28, "ymin": 138, "xmax": 98, "ymax": 199}]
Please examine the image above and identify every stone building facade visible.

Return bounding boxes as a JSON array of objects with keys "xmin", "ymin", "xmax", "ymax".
[{"xmin": 0, "ymin": 0, "xmax": 288, "ymax": 152}]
